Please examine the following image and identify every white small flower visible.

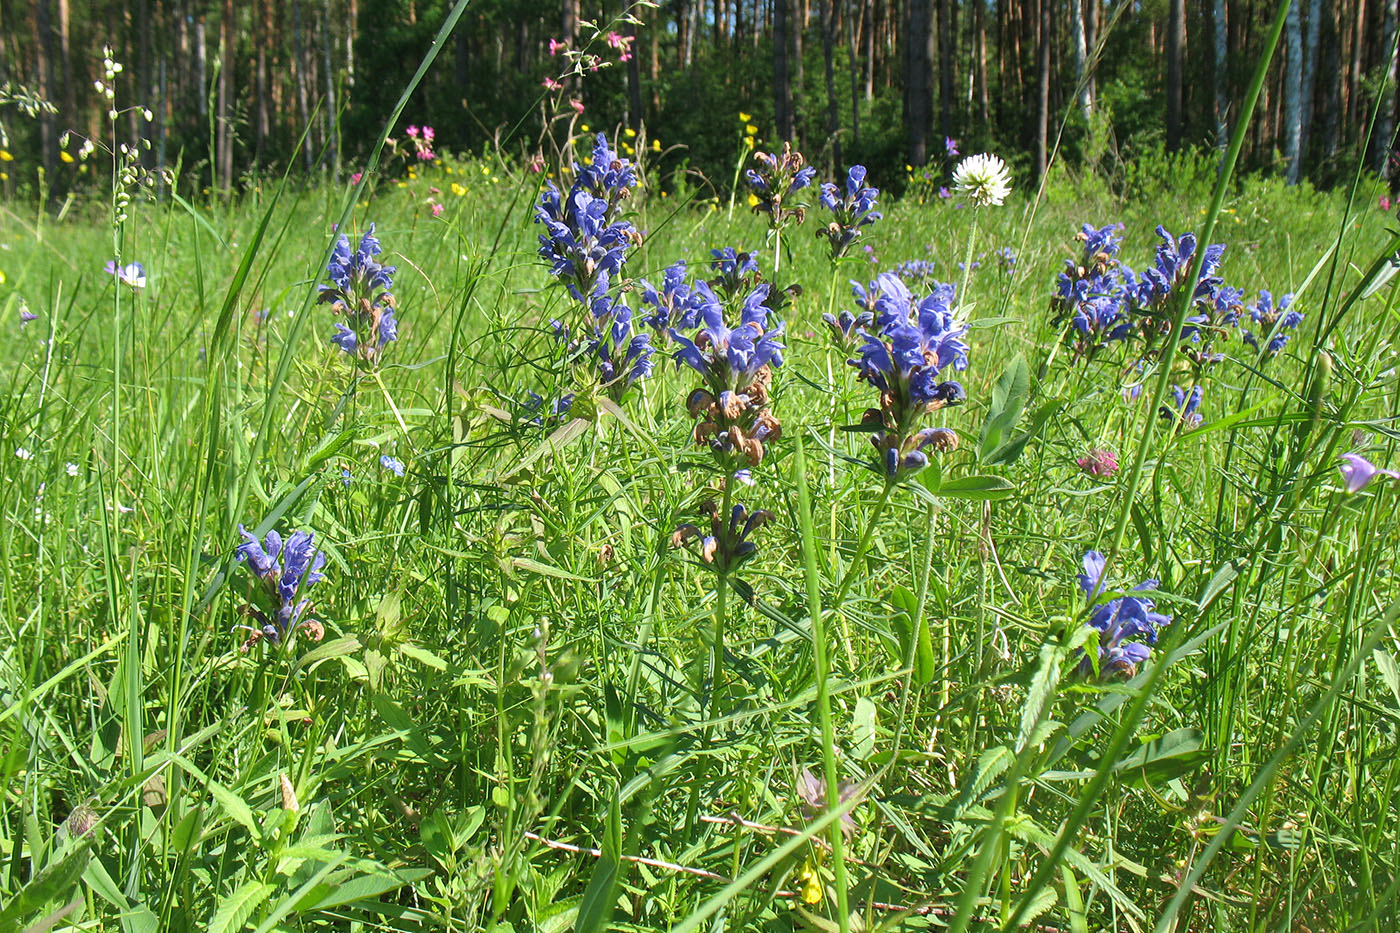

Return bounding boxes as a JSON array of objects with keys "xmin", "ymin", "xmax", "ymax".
[
  {"xmin": 16, "ymin": 447, "xmax": 33, "ymax": 460},
  {"xmin": 66, "ymin": 462, "xmax": 79, "ymax": 476},
  {"xmin": 952, "ymin": 153, "xmax": 1013, "ymax": 207}
]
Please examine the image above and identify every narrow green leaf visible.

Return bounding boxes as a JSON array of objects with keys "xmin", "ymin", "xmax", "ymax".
[{"xmin": 938, "ymin": 475, "xmax": 1015, "ymax": 499}]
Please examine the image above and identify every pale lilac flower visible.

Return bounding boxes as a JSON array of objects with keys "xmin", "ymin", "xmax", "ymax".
[
  {"xmin": 1338, "ymin": 453, "xmax": 1398, "ymax": 493},
  {"xmin": 105, "ymin": 260, "xmax": 146, "ymax": 289}
]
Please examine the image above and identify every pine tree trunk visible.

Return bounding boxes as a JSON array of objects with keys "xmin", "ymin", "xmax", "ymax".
[
  {"xmin": 974, "ymin": 0, "xmax": 988, "ymax": 125},
  {"xmin": 774, "ymin": 0, "xmax": 793, "ymax": 141},
  {"xmin": 1377, "ymin": 0, "xmax": 1396, "ymax": 176},
  {"xmin": 1070, "ymin": 0, "xmax": 1091, "ymax": 127},
  {"xmin": 217, "ymin": 0, "xmax": 234, "ymax": 191},
  {"xmin": 821, "ymin": 0, "xmax": 840, "ymax": 168},
  {"xmin": 1214, "ymin": 0, "xmax": 1228, "ymax": 150},
  {"xmin": 1300, "ymin": 0, "xmax": 1320, "ymax": 167},
  {"xmin": 905, "ymin": 0, "xmax": 931, "ymax": 165},
  {"xmin": 1166, "ymin": 0, "xmax": 1185, "ymax": 152},
  {"xmin": 1035, "ymin": 0, "xmax": 1050, "ymax": 179}
]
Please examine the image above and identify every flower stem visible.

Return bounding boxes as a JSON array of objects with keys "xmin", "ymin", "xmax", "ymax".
[
  {"xmin": 706, "ymin": 477, "xmax": 735, "ymax": 718},
  {"xmin": 831, "ymin": 481, "xmax": 894, "ymax": 612},
  {"xmin": 793, "ymin": 437, "xmax": 851, "ymax": 933},
  {"xmin": 372, "ymin": 368, "xmax": 412, "ymax": 441}
]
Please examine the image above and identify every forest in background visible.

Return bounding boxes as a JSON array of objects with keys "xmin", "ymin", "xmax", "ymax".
[{"xmin": 2, "ymin": 0, "xmax": 1399, "ymax": 198}]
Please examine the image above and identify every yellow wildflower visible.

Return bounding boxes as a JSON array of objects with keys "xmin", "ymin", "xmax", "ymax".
[
  {"xmin": 451, "ymin": 182, "xmax": 467, "ymax": 196},
  {"xmin": 60, "ymin": 151, "xmax": 74, "ymax": 164},
  {"xmin": 739, "ymin": 111, "xmax": 752, "ymax": 123},
  {"xmin": 797, "ymin": 861, "xmax": 822, "ymax": 905},
  {"xmin": 0, "ymin": 150, "xmax": 13, "ymax": 161},
  {"xmin": 745, "ymin": 124, "xmax": 758, "ymax": 136},
  {"xmin": 580, "ymin": 123, "xmax": 590, "ymax": 132},
  {"xmin": 651, "ymin": 139, "xmax": 661, "ymax": 152},
  {"xmin": 624, "ymin": 127, "xmax": 637, "ymax": 138},
  {"xmin": 743, "ymin": 136, "xmax": 754, "ymax": 149},
  {"xmin": 0, "ymin": 270, "xmax": 6, "ymax": 285},
  {"xmin": 747, "ymin": 192, "xmax": 760, "ymax": 208}
]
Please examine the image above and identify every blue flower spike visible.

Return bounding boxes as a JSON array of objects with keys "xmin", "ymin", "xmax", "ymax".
[
  {"xmin": 1075, "ymin": 550, "xmax": 1172, "ymax": 681},
  {"xmin": 317, "ymin": 224, "xmax": 399, "ymax": 368},
  {"xmin": 234, "ymin": 524, "xmax": 329, "ymax": 650},
  {"xmin": 671, "ymin": 499, "xmax": 775, "ymax": 574},
  {"xmin": 816, "ymin": 164, "xmax": 882, "ymax": 260},
  {"xmin": 845, "ymin": 275, "xmax": 969, "ymax": 482},
  {"xmin": 671, "ymin": 280, "xmax": 785, "ymax": 471},
  {"xmin": 745, "ymin": 142, "xmax": 816, "ymax": 231}
]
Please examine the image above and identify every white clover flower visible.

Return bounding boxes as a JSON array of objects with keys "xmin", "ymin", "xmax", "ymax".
[
  {"xmin": 66, "ymin": 462, "xmax": 80, "ymax": 476},
  {"xmin": 16, "ymin": 447, "xmax": 33, "ymax": 460},
  {"xmin": 952, "ymin": 153, "xmax": 1013, "ymax": 207}
]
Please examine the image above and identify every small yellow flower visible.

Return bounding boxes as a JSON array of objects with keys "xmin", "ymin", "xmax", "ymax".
[
  {"xmin": 451, "ymin": 182, "xmax": 467, "ymax": 196},
  {"xmin": 0, "ymin": 172, "xmax": 7, "ymax": 181},
  {"xmin": 396, "ymin": 181, "xmax": 408, "ymax": 188},
  {"xmin": 0, "ymin": 270, "xmax": 6, "ymax": 286},
  {"xmin": 743, "ymin": 136, "xmax": 754, "ymax": 149},
  {"xmin": 623, "ymin": 143, "xmax": 634, "ymax": 155},
  {"xmin": 661, "ymin": 191, "xmax": 668, "ymax": 198},
  {"xmin": 747, "ymin": 192, "xmax": 760, "ymax": 208},
  {"xmin": 580, "ymin": 123, "xmax": 590, "ymax": 132},
  {"xmin": 797, "ymin": 861, "xmax": 823, "ymax": 905},
  {"xmin": 745, "ymin": 124, "xmax": 758, "ymax": 136},
  {"xmin": 651, "ymin": 139, "xmax": 661, "ymax": 152},
  {"xmin": 624, "ymin": 127, "xmax": 637, "ymax": 138},
  {"xmin": 0, "ymin": 150, "xmax": 13, "ymax": 161},
  {"xmin": 59, "ymin": 151, "xmax": 74, "ymax": 164},
  {"xmin": 407, "ymin": 170, "xmax": 417, "ymax": 179},
  {"xmin": 739, "ymin": 111, "xmax": 752, "ymax": 123},
  {"xmin": 905, "ymin": 164, "xmax": 912, "ymax": 172}
]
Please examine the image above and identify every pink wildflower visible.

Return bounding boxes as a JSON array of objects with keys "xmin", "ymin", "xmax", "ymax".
[
  {"xmin": 1382, "ymin": 195, "xmax": 1393, "ymax": 211},
  {"xmin": 417, "ymin": 149, "xmax": 435, "ymax": 161},
  {"xmin": 570, "ymin": 98, "xmax": 585, "ymax": 114},
  {"xmin": 1076, "ymin": 449, "xmax": 1119, "ymax": 479},
  {"xmin": 528, "ymin": 155, "xmax": 545, "ymax": 173},
  {"xmin": 607, "ymin": 31, "xmax": 624, "ymax": 49},
  {"xmin": 422, "ymin": 126, "xmax": 435, "ymax": 142},
  {"xmin": 405, "ymin": 125, "xmax": 419, "ymax": 138},
  {"xmin": 543, "ymin": 77, "xmax": 564, "ymax": 91},
  {"xmin": 548, "ymin": 38, "xmax": 566, "ymax": 55},
  {"xmin": 431, "ymin": 202, "xmax": 444, "ymax": 218},
  {"xmin": 350, "ymin": 172, "xmax": 363, "ymax": 185}
]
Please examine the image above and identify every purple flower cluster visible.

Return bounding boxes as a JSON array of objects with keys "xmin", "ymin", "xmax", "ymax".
[
  {"xmin": 671, "ymin": 500, "xmax": 775, "ymax": 573},
  {"xmin": 1075, "ymin": 551, "xmax": 1172, "ymax": 681},
  {"xmin": 1049, "ymin": 222, "xmax": 1305, "ymax": 428},
  {"xmin": 816, "ymin": 164, "xmax": 882, "ymax": 260},
  {"xmin": 745, "ymin": 142, "xmax": 816, "ymax": 230},
  {"xmin": 846, "ymin": 272, "xmax": 969, "ymax": 481},
  {"xmin": 672, "ymin": 280, "xmax": 785, "ymax": 470},
  {"xmin": 1242, "ymin": 289, "xmax": 1303, "ymax": 356},
  {"xmin": 318, "ymin": 224, "xmax": 399, "ymax": 367},
  {"xmin": 534, "ymin": 133, "xmax": 640, "ymax": 301},
  {"xmin": 587, "ymin": 293, "xmax": 656, "ymax": 399},
  {"xmin": 639, "ymin": 260, "xmax": 698, "ymax": 336},
  {"xmin": 235, "ymin": 526, "xmax": 329, "ymax": 648}
]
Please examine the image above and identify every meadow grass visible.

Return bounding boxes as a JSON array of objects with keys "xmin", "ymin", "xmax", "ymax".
[{"xmin": 2, "ymin": 125, "xmax": 1400, "ymax": 933}]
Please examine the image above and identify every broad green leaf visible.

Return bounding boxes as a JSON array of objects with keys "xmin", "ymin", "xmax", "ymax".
[{"xmin": 208, "ymin": 881, "xmax": 273, "ymax": 933}]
